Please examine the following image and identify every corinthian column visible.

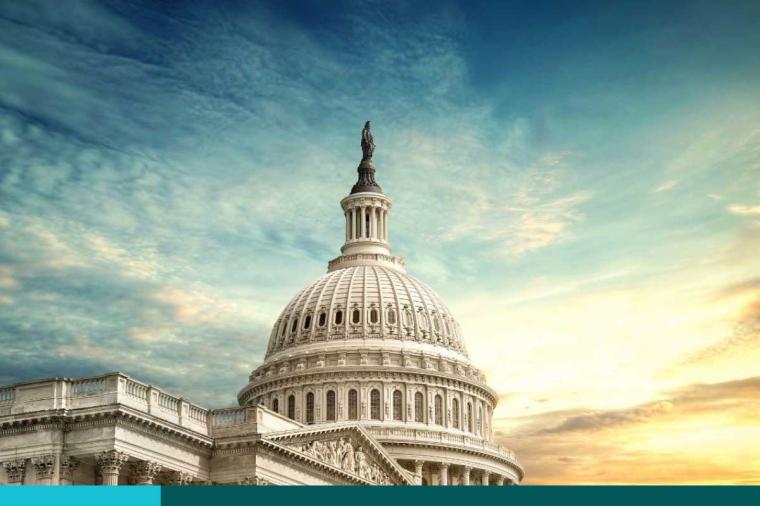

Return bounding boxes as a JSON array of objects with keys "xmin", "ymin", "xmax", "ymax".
[
  {"xmin": 438, "ymin": 463, "xmax": 449, "ymax": 486},
  {"xmin": 166, "ymin": 470, "xmax": 194, "ymax": 485},
  {"xmin": 97, "ymin": 450, "xmax": 129, "ymax": 485},
  {"xmin": 413, "ymin": 460, "xmax": 424, "ymax": 485},
  {"xmin": 32, "ymin": 454, "xmax": 55, "ymax": 485},
  {"xmin": 461, "ymin": 466, "xmax": 471, "ymax": 486},
  {"xmin": 60, "ymin": 456, "xmax": 80, "ymax": 485},
  {"xmin": 481, "ymin": 470, "xmax": 490, "ymax": 486},
  {"xmin": 3, "ymin": 459, "xmax": 26, "ymax": 485},
  {"xmin": 130, "ymin": 460, "xmax": 162, "ymax": 485}
]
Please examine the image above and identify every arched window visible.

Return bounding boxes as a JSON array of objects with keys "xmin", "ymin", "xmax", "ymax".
[
  {"xmin": 370, "ymin": 389, "xmax": 381, "ymax": 420},
  {"xmin": 272, "ymin": 398, "xmax": 279, "ymax": 414},
  {"xmin": 303, "ymin": 314, "xmax": 311, "ymax": 330},
  {"xmin": 291, "ymin": 318, "xmax": 298, "ymax": 333},
  {"xmin": 352, "ymin": 308, "xmax": 361, "ymax": 324},
  {"xmin": 467, "ymin": 402, "xmax": 473, "ymax": 433},
  {"xmin": 279, "ymin": 320, "xmax": 286, "ymax": 337},
  {"xmin": 393, "ymin": 390, "xmax": 403, "ymax": 420},
  {"xmin": 452, "ymin": 398, "xmax": 460, "ymax": 429},
  {"xmin": 305, "ymin": 392, "xmax": 314, "ymax": 424},
  {"xmin": 435, "ymin": 394, "xmax": 443, "ymax": 425},
  {"xmin": 414, "ymin": 392, "xmax": 424, "ymax": 423},
  {"xmin": 370, "ymin": 308, "xmax": 379, "ymax": 324},
  {"xmin": 326, "ymin": 390, "xmax": 336, "ymax": 421},
  {"xmin": 387, "ymin": 307, "xmax": 396, "ymax": 325},
  {"xmin": 365, "ymin": 212, "xmax": 370, "ymax": 238},
  {"xmin": 288, "ymin": 395, "xmax": 296, "ymax": 420},
  {"xmin": 334, "ymin": 309, "xmax": 343, "ymax": 325},
  {"xmin": 318, "ymin": 311, "xmax": 326, "ymax": 327},
  {"xmin": 403, "ymin": 307, "xmax": 413, "ymax": 327},
  {"xmin": 348, "ymin": 389, "xmax": 358, "ymax": 420},
  {"xmin": 419, "ymin": 311, "xmax": 429, "ymax": 331}
]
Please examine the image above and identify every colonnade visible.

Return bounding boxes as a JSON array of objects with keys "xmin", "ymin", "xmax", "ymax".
[
  {"xmin": 345, "ymin": 204, "xmax": 389, "ymax": 243},
  {"xmin": 406, "ymin": 460, "xmax": 514, "ymax": 486},
  {"xmin": 1, "ymin": 451, "xmax": 194, "ymax": 485}
]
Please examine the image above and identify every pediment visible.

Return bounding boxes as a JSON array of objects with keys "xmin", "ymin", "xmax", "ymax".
[{"xmin": 263, "ymin": 423, "xmax": 413, "ymax": 485}]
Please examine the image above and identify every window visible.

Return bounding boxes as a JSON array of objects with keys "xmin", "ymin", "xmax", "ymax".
[
  {"xmin": 419, "ymin": 311, "xmax": 429, "ymax": 330},
  {"xmin": 318, "ymin": 311, "xmax": 326, "ymax": 327},
  {"xmin": 348, "ymin": 389, "xmax": 358, "ymax": 420},
  {"xmin": 365, "ymin": 212, "xmax": 370, "ymax": 238},
  {"xmin": 478, "ymin": 406, "xmax": 483, "ymax": 435},
  {"xmin": 393, "ymin": 390, "xmax": 403, "ymax": 420},
  {"xmin": 272, "ymin": 398, "xmax": 279, "ymax": 414},
  {"xmin": 387, "ymin": 307, "xmax": 396, "ymax": 325},
  {"xmin": 370, "ymin": 389, "xmax": 381, "ymax": 420},
  {"xmin": 435, "ymin": 394, "xmax": 443, "ymax": 425},
  {"xmin": 414, "ymin": 392, "xmax": 424, "ymax": 422},
  {"xmin": 305, "ymin": 392, "xmax": 314, "ymax": 424},
  {"xmin": 370, "ymin": 308, "xmax": 379, "ymax": 324},
  {"xmin": 288, "ymin": 395, "xmax": 296, "ymax": 420},
  {"xmin": 334, "ymin": 309, "xmax": 343, "ymax": 325},
  {"xmin": 326, "ymin": 390, "xmax": 336, "ymax": 421},
  {"xmin": 291, "ymin": 318, "xmax": 298, "ymax": 333},
  {"xmin": 433, "ymin": 314, "xmax": 440, "ymax": 332},
  {"xmin": 452, "ymin": 398, "xmax": 459, "ymax": 429},
  {"xmin": 403, "ymin": 307, "xmax": 413, "ymax": 327},
  {"xmin": 303, "ymin": 314, "xmax": 311, "ymax": 330},
  {"xmin": 280, "ymin": 321, "xmax": 286, "ymax": 337},
  {"xmin": 467, "ymin": 402, "xmax": 473, "ymax": 433},
  {"xmin": 352, "ymin": 308, "xmax": 361, "ymax": 324}
]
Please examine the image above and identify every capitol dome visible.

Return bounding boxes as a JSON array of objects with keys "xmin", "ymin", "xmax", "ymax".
[
  {"xmin": 238, "ymin": 123, "xmax": 523, "ymax": 485},
  {"xmin": 263, "ymin": 265, "xmax": 469, "ymax": 360}
]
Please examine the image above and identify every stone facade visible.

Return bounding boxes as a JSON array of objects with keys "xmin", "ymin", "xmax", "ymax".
[{"xmin": 0, "ymin": 127, "xmax": 523, "ymax": 486}]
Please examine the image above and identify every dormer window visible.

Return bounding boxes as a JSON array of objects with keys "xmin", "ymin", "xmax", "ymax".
[
  {"xmin": 334, "ymin": 309, "xmax": 343, "ymax": 325},
  {"xmin": 303, "ymin": 314, "xmax": 311, "ymax": 330},
  {"xmin": 291, "ymin": 318, "xmax": 298, "ymax": 333},
  {"xmin": 351, "ymin": 308, "xmax": 361, "ymax": 324},
  {"xmin": 318, "ymin": 311, "xmax": 326, "ymax": 327},
  {"xmin": 387, "ymin": 307, "xmax": 396, "ymax": 325},
  {"xmin": 370, "ymin": 308, "xmax": 379, "ymax": 324}
]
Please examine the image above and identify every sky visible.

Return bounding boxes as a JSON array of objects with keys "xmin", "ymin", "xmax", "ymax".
[{"xmin": 1, "ymin": 0, "xmax": 759, "ymax": 484}]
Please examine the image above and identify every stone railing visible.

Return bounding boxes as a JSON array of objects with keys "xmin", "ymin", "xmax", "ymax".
[
  {"xmin": 363, "ymin": 425, "xmax": 519, "ymax": 463},
  {"xmin": 0, "ymin": 387, "xmax": 14, "ymax": 403},
  {"xmin": 0, "ymin": 373, "xmax": 211, "ymax": 436},
  {"xmin": 211, "ymin": 407, "xmax": 247, "ymax": 427}
]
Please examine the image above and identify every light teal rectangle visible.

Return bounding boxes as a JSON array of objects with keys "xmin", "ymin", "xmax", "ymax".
[{"xmin": 0, "ymin": 485, "xmax": 161, "ymax": 505}]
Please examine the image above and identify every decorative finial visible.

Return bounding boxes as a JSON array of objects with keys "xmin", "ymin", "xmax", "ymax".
[{"xmin": 361, "ymin": 120, "xmax": 375, "ymax": 160}]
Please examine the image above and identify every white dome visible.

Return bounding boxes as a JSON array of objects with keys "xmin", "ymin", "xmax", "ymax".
[{"xmin": 265, "ymin": 264, "xmax": 469, "ymax": 359}]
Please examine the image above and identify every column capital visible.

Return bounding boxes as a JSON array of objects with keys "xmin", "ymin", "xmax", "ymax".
[
  {"xmin": 60, "ymin": 455, "xmax": 80, "ymax": 484},
  {"xmin": 130, "ymin": 460, "xmax": 163, "ymax": 485},
  {"xmin": 32, "ymin": 454, "xmax": 55, "ymax": 480},
  {"xmin": 167, "ymin": 470, "xmax": 194, "ymax": 485},
  {"xmin": 97, "ymin": 450, "xmax": 129, "ymax": 474},
  {"xmin": 3, "ymin": 459, "xmax": 26, "ymax": 484},
  {"xmin": 439, "ymin": 462, "xmax": 450, "ymax": 469}
]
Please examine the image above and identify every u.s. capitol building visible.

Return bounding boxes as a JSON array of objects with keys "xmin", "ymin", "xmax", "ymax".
[{"xmin": 0, "ymin": 124, "xmax": 523, "ymax": 486}]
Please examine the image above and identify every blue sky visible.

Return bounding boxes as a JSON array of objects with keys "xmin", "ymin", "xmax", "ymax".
[{"xmin": 1, "ymin": 1, "xmax": 759, "ymax": 483}]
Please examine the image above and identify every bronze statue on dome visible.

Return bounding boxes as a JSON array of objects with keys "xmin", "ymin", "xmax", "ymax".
[{"xmin": 361, "ymin": 121, "xmax": 375, "ymax": 160}]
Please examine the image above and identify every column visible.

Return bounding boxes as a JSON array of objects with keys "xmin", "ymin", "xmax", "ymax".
[
  {"xmin": 59, "ymin": 456, "xmax": 80, "ymax": 485},
  {"xmin": 3, "ymin": 459, "xmax": 26, "ymax": 485},
  {"xmin": 167, "ymin": 470, "xmax": 194, "ymax": 485},
  {"xmin": 413, "ymin": 460, "xmax": 424, "ymax": 485},
  {"xmin": 481, "ymin": 470, "xmax": 490, "ymax": 486},
  {"xmin": 130, "ymin": 460, "xmax": 162, "ymax": 485},
  {"xmin": 461, "ymin": 466, "xmax": 471, "ymax": 486},
  {"xmin": 496, "ymin": 475, "xmax": 505, "ymax": 486},
  {"xmin": 32, "ymin": 454, "xmax": 55, "ymax": 485},
  {"xmin": 383, "ymin": 210, "xmax": 388, "ymax": 241},
  {"xmin": 97, "ymin": 450, "xmax": 129, "ymax": 485},
  {"xmin": 345, "ymin": 211, "xmax": 350, "ymax": 241},
  {"xmin": 439, "ymin": 463, "xmax": 449, "ymax": 486}
]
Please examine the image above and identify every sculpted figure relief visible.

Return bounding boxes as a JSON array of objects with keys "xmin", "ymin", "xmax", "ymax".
[{"xmin": 296, "ymin": 437, "xmax": 390, "ymax": 484}]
